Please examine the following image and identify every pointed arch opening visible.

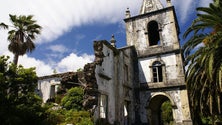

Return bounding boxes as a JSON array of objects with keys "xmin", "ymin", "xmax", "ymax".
[{"xmin": 148, "ymin": 21, "xmax": 161, "ymax": 46}]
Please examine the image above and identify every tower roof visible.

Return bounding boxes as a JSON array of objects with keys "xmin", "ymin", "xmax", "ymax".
[{"xmin": 140, "ymin": 0, "xmax": 164, "ymax": 14}]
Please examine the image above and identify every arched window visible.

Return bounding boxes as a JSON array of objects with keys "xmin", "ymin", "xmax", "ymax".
[
  {"xmin": 148, "ymin": 21, "xmax": 160, "ymax": 46},
  {"xmin": 152, "ymin": 61, "xmax": 163, "ymax": 82}
]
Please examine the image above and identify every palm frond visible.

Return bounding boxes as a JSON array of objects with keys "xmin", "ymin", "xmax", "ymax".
[{"xmin": 0, "ymin": 23, "xmax": 8, "ymax": 29}]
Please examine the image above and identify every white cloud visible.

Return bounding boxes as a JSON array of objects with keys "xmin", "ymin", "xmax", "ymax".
[
  {"xmin": 7, "ymin": 52, "xmax": 94, "ymax": 76},
  {"xmin": 0, "ymin": 0, "xmax": 141, "ymax": 45},
  {"xmin": 47, "ymin": 44, "xmax": 69, "ymax": 53},
  {"xmin": 198, "ymin": 0, "xmax": 212, "ymax": 7},
  {"xmin": 0, "ymin": 0, "xmax": 212, "ymax": 50},
  {"xmin": 57, "ymin": 53, "xmax": 94, "ymax": 73},
  {"xmin": 2, "ymin": 51, "xmax": 94, "ymax": 77},
  {"xmin": 19, "ymin": 55, "xmax": 54, "ymax": 77},
  {"xmin": 1, "ymin": 52, "xmax": 54, "ymax": 76},
  {"xmin": 170, "ymin": 0, "xmax": 212, "ymax": 24},
  {"xmin": 171, "ymin": 0, "xmax": 195, "ymax": 24},
  {"xmin": 0, "ymin": 0, "xmax": 213, "ymax": 77}
]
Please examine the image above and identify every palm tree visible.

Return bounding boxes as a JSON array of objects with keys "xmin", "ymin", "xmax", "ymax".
[
  {"xmin": 0, "ymin": 23, "xmax": 8, "ymax": 29},
  {"xmin": 1, "ymin": 14, "xmax": 41, "ymax": 65},
  {"xmin": 183, "ymin": 0, "xmax": 222, "ymax": 124}
]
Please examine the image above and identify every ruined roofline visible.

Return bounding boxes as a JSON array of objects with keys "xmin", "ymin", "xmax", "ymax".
[
  {"xmin": 94, "ymin": 40, "xmax": 119, "ymax": 55},
  {"xmin": 94, "ymin": 40, "xmax": 137, "ymax": 53},
  {"xmin": 38, "ymin": 71, "xmax": 77, "ymax": 80}
]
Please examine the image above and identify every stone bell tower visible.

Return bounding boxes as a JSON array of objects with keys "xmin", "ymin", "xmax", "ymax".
[{"xmin": 124, "ymin": 0, "xmax": 192, "ymax": 124}]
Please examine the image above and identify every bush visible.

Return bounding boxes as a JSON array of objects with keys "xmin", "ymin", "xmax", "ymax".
[
  {"xmin": 0, "ymin": 56, "xmax": 48, "ymax": 125},
  {"xmin": 45, "ymin": 108, "xmax": 93, "ymax": 125},
  {"xmin": 45, "ymin": 86, "xmax": 93, "ymax": 125},
  {"xmin": 61, "ymin": 87, "xmax": 84, "ymax": 110}
]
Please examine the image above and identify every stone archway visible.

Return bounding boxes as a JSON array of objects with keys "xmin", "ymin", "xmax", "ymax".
[{"xmin": 147, "ymin": 93, "xmax": 176, "ymax": 125}]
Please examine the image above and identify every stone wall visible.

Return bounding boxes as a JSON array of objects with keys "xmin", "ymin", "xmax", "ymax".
[{"xmin": 92, "ymin": 40, "xmax": 137, "ymax": 124}]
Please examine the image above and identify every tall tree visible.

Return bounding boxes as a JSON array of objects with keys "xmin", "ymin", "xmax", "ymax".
[
  {"xmin": 1, "ymin": 14, "xmax": 41, "ymax": 65},
  {"xmin": 183, "ymin": 0, "xmax": 222, "ymax": 124},
  {"xmin": 0, "ymin": 56, "xmax": 48, "ymax": 125},
  {"xmin": 0, "ymin": 23, "xmax": 8, "ymax": 29}
]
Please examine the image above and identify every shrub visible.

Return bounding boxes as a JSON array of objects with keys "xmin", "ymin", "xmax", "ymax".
[{"xmin": 61, "ymin": 87, "xmax": 84, "ymax": 111}]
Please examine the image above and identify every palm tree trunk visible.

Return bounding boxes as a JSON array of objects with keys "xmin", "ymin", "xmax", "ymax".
[{"xmin": 13, "ymin": 54, "xmax": 19, "ymax": 65}]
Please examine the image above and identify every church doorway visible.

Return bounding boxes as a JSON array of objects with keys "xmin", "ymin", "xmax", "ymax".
[{"xmin": 147, "ymin": 94, "xmax": 174, "ymax": 125}]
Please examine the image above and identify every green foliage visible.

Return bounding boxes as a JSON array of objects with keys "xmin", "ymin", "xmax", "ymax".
[
  {"xmin": 55, "ymin": 94, "xmax": 64, "ymax": 104},
  {"xmin": 45, "ymin": 108, "xmax": 65, "ymax": 125},
  {"xmin": 183, "ymin": 0, "xmax": 222, "ymax": 124},
  {"xmin": 0, "ymin": 55, "xmax": 48, "ymax": 125},
  {"xmin": 201, "ymin": 116, "xmax": 212, "ymax": 125},
  {"xmin": 1, "ymin": 14, "xmax": 42, "ymax": 65},
  {"xmin": 45, "ymin": 86, "xmax": 93, "ymax": 125},
  {"xmin": 64, "ymin": 110, "xmax": 93, "ymax": 125},
  {"xmin": 0, "ymin": 56, "xmax": 93, "ymax": 125},
  {"xmin": 45, "ymin": 108, "xmax": 93, "ymax": 125},
  {"xmin": 77, "ymin": 68, "xmax": 83, "ymax": 72},
  {"xmin": 61, "ymin": 87, "xmax": 84, "ymax": 111},
  {"xmin": 161, "ymin": 100, "xmax": 174, "ymax": 125}
]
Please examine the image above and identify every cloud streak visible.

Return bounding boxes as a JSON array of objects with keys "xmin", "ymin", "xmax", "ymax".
[
  {"xmin": 47, "ymin": 44, "xmax": 69, "ymax": 53},
  {"xmin": 170, "ymin": 0, "xmax": 212, "ymax": 24}
]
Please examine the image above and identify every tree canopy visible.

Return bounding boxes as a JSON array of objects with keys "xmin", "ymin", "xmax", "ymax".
[
  {"xmin": 1, "ymin": 14, "xmax": 41, "ymax": 65},
  {"xmin": 0, "ymin": 56, "xmax": 48, "ymax": 125},
  {"xmin": 183, "ymin": 0, "xmax": 222, "ymax": 124}
]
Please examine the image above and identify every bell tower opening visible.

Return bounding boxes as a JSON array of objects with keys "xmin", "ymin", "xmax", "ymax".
[{"xmin": 148, "ymin": 21, "xmax": 161, "ymax": 46}]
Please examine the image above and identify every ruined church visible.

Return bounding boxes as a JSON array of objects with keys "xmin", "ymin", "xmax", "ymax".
[{"xmin": 38, "ymin": 0, "xmax": 193, "ymax": 124}]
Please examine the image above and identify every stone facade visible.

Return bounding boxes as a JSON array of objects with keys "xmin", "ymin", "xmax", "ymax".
[
  {"xmin": 124, "ymin": 0, "xmax": 192, "ymax": 124},
  {"xmin": 37, "ymin": 0, "xmax": 193, "ymax": 124},
  {"xmin": 92, "ymin": 41, "xmax": 138, "ymax": 124}
]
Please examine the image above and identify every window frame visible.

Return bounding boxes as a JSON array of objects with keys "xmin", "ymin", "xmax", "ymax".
[
  {"xmin": 151, "ymin": 61, "xmax": 163, "ymax": 83},
  {"xmin": 99, "ymin": 94, "xmax": 108, "ymax": 119}
]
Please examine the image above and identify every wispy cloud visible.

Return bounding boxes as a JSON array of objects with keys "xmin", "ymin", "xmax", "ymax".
[
  {"xmin": 173, "ymin": 0, "xmax": 194, "ymax": 24},
  {"xmin": 93, "ymin": 34, "xmax": 103, "ymax": 41},
  {"xmin": 47, "ymin": 44, "xmax": 69, "ymax": 53},
  {"xmin": 170, "ymin": 0, "xmax": 212, "ymax": 24},
  {"xmin": 198, "ymin": 0, "xmax": 212, "ymax": 8},
  {"xmin": 74, "ymin": 34, "xmax": 86, "ymax": 46}
]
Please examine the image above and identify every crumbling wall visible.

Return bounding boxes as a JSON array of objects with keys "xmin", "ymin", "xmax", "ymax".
[{"xmin": 82, "ymin": 41, "xmax": 104, "ymax": 113}]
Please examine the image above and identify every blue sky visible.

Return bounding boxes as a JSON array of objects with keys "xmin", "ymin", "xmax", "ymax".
[{"xmin": 0, "ymin": 0, "xmax": 212, "ymax": 76}]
